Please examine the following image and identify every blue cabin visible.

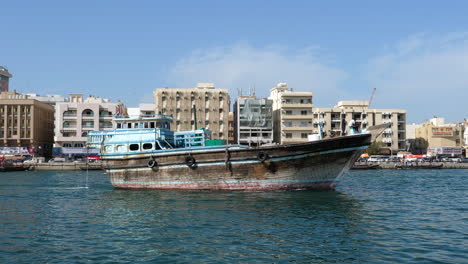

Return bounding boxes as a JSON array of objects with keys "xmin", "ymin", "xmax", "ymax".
[{"xmin": 87, "ymin": 114, "xmax": 214, "ymax": 157}]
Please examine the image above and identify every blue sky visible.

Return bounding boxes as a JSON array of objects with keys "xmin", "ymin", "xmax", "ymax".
[{"xmin": 2, "ymin": 0, "xmax": 468, "ymax": 123}]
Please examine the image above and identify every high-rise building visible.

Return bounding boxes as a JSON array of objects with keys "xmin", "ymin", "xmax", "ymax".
[
  {"xmin": 233, "ymin": 96, "xmax": 273, "ymax": 146},
  {"xmin": 153, "ymin": 83, "xmax": 230, "ymax": 141},
  {"xmin": 0, "ymin": 91, "xmax": 54, "ymax": 156},
  {"xmin": 269, "ymin": 83, "xmax": 314, "ymax": 144},
  {"xmin": 54, "ymin": 94, "xmax": 126, "ymax": 157},
  {"xmin": 313, "ymin": 101, "xmax": 407, "ymax": 151},
  {"xmin": 0, "ymin": 66, "xmax": 12, "ymax": 92}
]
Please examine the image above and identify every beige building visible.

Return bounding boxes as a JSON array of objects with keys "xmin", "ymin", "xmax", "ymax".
[
  {"xmin": 313, "ymin": 101, "xmax": 407, "ymax": 151},
  {"xmin": 0, "ymin": 91, "xmax": 54, "ymax": 156},
  {"xmin": 54, "ymin": 94, "xmax": 126, "ymax": 151},
  {"xmin": 228, "ymin": 112, "xmax": 235, "ymax": 144},
  {"xmin": 269, "ymin": 83, "xmax": 313, "ymax": 144},
  {"xmin": 415, "ymin": 117, "xmax": 463, "ymax": 147},
  {"xmin": 154, "ymin": 83, "xmax": 230, "ymax": 141}
]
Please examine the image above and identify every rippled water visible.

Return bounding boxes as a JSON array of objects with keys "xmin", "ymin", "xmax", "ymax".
[{"xmin": 0, "ymin": 169, "xmax": 466, "ymax": 263}]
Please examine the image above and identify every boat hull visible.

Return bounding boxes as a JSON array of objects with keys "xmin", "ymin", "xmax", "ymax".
[{"xmin": 102, "ymin": 134, "xmax": 370, "ymax": 191}]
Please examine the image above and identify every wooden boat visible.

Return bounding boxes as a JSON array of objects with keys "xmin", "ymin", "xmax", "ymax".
[
  {"xmin": 88, "ymin": 115, "xmax": 372, "ymax": 191},
  {"xmin": 351, "ymin": 163, "xmax": 381, "ymax": 170},
  {"xmin": 0, "ymin": 155, "xmax": 28, "ymax": 172}
]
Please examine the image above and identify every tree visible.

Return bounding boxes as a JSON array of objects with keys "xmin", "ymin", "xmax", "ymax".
[
  {"xmin": 412, "ymin": 137, "xmax": 429, "ymax": 154},
  {"xmin": 367, "ymin": 141, "xmax": 386, "ymax": 155}
]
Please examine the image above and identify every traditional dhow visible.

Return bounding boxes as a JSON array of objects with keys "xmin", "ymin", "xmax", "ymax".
[{"xmin": 88, "ymin": 115, "xmax": 371, "ymax": 190}]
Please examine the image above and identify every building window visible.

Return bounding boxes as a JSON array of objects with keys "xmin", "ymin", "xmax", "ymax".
[
  {"xmin": 176, "ymin": 121, "xmax": 180, "ymax": 125},
  {"xmin": 301, "ymin": 110, "xmax": 307, "ymax": 115},
  {"xmin": 191, "ymin": 121, "xmax": 195, "ymax": 125},
  {"xmin": 205, "ymin": 121, "xmax": 209, "ymax": 125},
  {"xmin": 63, "ymin": 143, "xmax": 72, "ymax": 147},
  {"xmin": 301, "ymin": 133, "xmax": 308, "ymax": 138},
  {"xmin": 129, "ymin": 144, "xmax": 139, "ymax": 151},
  {"xmin": 205, "ymin": 108, "xmax": 209, "ymax": 113},
  {"xmin": 74, "ymin": 143, "xmax": 84, "ymax": 147},
  {"xmin": 285, "ymin": 133, "xmax": 292, "ymax": 138},
  {"xmin": 176, "ymin": 97, "xmax": 180, "ymax": 101},
  {"xmin": 219, "ymin": 132, "xmax": 223, "ymax": 137},
  {"xmin": 285, "ymin": 110, "xmax": 292, "ymax": 115},
  {"xmin": 219, "ymin": 121, "xmax": 224, "ymax": 125},
  {"xmin": 205, "ymin": 97, "xmax": 209, "ymax": 102},
  {"xmin": 219, "ymin": 97, "xmax": 223, "ymax": 101},
  {"xmin": 162, "ymin": 97, "xmax": 166, "ymax": 101}
]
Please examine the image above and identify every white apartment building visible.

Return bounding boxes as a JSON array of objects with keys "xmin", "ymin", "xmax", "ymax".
[
  {"xmin": 313, "ymin": 101, "xmax": 407, "ymax": 151},
  {"xmin": 269, "ymin": 83, "xmax": 314, "ymax": 144},
  {"xmin": 54, "ymin": 94, "xmax": 126, "ymax": 156}
]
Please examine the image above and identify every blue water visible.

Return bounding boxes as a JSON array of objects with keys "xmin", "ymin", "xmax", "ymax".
[{"xmin": 0, "ymin": 170, "xmax": 466, "ymax": 263}]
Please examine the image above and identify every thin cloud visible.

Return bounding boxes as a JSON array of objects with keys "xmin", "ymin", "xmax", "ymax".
[
  {"xmin": 365, "ymin": 33, "xmax": 468, "ymax": 122},
  {"xmin": 165, "ymin": 43, "xmax": 348, "ymax": 106}
]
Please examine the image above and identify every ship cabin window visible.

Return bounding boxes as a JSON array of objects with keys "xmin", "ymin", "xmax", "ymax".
[
  {"xmin": 150, "ymin": 122, "xmax": 155, "ymax": 128},
  {"xmin": 116, "ymin": 145, "xmax": 126, "ymax": 152},
  {"xmin": 127, "ymin": 123, "xmax": 132, "ymax": 128},
  {"xmin": 117, "ymin": 123, "xmax": 122, "ymax": 129},
  {"xmin": 143, "ymin": 143, "xmax": 153, "ymax": 150},
  {"xmin": 129, "ymin": 144, "xmax": 139, "ymax": 151},
  {"xmin": 105, "ymin": 145, "xmax": 113, "ymax": 152},
  {"xmin": 134, "ymin": 123, "xmax": 139, "ymax": 128},
  {"xmin": 144, "ymin": 122, "xmax": 149, "ymax": 128}
]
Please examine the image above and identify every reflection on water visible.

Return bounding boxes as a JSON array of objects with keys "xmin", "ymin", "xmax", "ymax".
[{"xmin": 1, "ymin": 169, "xmax": 467, "ymax": 263}]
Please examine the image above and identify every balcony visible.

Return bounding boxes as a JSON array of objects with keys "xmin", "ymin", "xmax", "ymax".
[
  {"xmin": 62, "ymin": 125, "xmax": 77, "ymax": 131},
  {"xmin": 281, "ymin": 103, "xmax": 313, "ymax": 109},
  {"xmin": 82, "ymin": 125, "xmax": 95, "ymax": 130},
  {"xmin": 282, "ymin": 126, "xmax": 313, "ymax": 131},
  {"xmin": 82, "ymin": 114, "xmax": 94, "ymax": 120},
  {"xmin": 99, "ymin": 114, "xmax": 113, "ymax": 119},
  {"xmin": 281, "ymin": 114, "xmax": 313, "ymax": 120}
]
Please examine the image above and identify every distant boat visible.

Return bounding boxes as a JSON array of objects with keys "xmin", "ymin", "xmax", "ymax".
[
  {"xmin": 88, "ymin": 115, "xmax": 372, "ymax": 191},
  {"xmin": 0, "ymin": 155, "xmax": 28, "ymax": 172},
  {"xmin": 351, "ymin": 163, "xmax": 381, "ymax": 170}
]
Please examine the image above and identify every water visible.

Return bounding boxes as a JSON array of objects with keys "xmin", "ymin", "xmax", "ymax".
[{"xmin": 0, "ymin": 170, "xmax": 466, "ymax": 263}]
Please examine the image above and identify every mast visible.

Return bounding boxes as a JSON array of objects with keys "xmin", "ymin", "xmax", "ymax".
[{"xmin": 193, "ymin": 104, "xmax": 197, "ymax": 130}]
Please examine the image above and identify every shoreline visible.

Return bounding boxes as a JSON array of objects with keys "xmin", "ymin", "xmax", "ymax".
[{"xmin": 354, "ymin": 161, "xmax": 468, "ymax": 169}]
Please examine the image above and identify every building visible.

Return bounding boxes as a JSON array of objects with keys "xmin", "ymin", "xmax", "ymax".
[
  {"xmin": 54, "ymin": 94, "xmax": 126, "ymax": 157},
  {"xmin": 415, "ymin": 117, "xmax": 463, "ymax": 148},
  {"xmin": 233, "ymin": 96, "xmax": 273, "ymax": 146},
  {"xmin": 313, "ymin": 101, "xmax": 407, "ymax": 152},
  {"xmin": 0, "ymin": 66, "xmax": 12, "ymax": 92},
  {"xmin": 0, "ymin": 91, "xmax": 54, "ymax": 156},
  {"xmin": 269, "ymin": 83, "xmax": 313, "ymax": 144},
  {"xmin": 228, "ymin": 112, "xmax": 235, "ymax": 144},
  {"xmin": 153, "ymin": 83, "xmax": 230, "ymax": 141},
  {"xmin": 127, "ymin": 103, "xmax": 156, "ymax": 117},
  {"xmin": 23, "ymin": 93, "xmax": 67, "ymax": 105}
]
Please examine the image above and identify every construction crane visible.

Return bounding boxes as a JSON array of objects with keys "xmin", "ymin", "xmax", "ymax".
[{"xmin": 368, "ymin": 88, "xmax": 376, "ymax": 108}]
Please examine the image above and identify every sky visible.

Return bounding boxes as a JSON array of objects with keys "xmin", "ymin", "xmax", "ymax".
[{"xmin": 1, "ymin": 0, "xmax": 468, "ymax": 123}]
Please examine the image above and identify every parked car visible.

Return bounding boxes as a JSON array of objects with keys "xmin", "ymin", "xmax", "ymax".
[{"xmin": 48, "ymin": 157, "xmax": 66, "ymax": 163}]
